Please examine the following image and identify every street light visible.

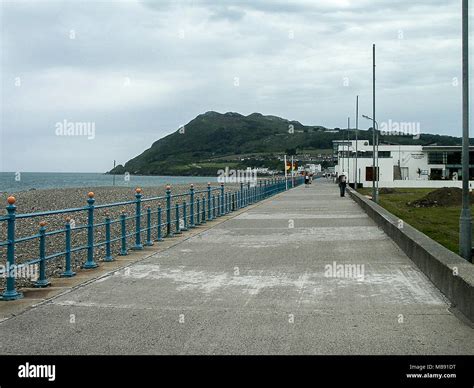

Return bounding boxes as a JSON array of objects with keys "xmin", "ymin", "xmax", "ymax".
[
  {"xmin": 355, "ymin": 96, "xmax": 359, "ymax": 188},
  {"xmin": 362, "ymin": 114, "xmax": 379, "ymax": 202},
  {"xmin": 347, "ymin": 117, "xmax": 350, "ymax": 183},
  {"xmin": 459, "ymin": 0, "xmax": 471, "ymax": 262}
]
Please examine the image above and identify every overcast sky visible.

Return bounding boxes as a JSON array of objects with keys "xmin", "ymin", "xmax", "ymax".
[{"xmin": 1, "ymin": 0, "xmax": 472, "ymax": 172}]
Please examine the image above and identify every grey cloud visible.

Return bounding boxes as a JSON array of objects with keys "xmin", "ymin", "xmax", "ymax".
[{"xmin": 0, "ymin": 0, "xmax": 469, "ymax": 172}]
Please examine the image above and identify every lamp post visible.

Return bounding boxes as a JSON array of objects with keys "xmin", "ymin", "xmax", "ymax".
[
  {"xmin": 355, "ymin": 95, "xmax": 359, "ymax": 188},
  {"xmin": 363, "ymin": 115, "xmax": 379, "ymax": 202},
  {"xmin": 347, "ymin": 117, "xmax": 350, "ymax": 182},
  {"xmin": 459, "ymin": 0, "xmax": 471, "ymax": 262}
]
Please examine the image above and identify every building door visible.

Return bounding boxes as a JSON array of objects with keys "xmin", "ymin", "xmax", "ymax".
[
  {"xmin": 430, "ymin": 168, "xmax": 443, "ymax": 180},
  {"xmin": 401, "ymin": 167, "xmax": 409, "ymax": 180},
  {"xmin": 365, "ymin": 166, "xmax": 378, "ymax": 181}
]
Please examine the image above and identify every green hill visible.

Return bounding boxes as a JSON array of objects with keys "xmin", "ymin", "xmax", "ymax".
[{"xmin": 109, "ymin": 111, "xmax": 465, "ymax": 176}]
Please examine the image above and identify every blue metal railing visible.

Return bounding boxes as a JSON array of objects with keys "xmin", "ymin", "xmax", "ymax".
[{"xmin": 0, "ymin": 176, "xmax": 304, "ymax": 300}]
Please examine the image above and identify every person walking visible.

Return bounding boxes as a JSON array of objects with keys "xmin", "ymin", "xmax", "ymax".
[
  {"xmin": 338, "ymin": 173, "xmax": 347, "ymax": 197},
  {"xmin": 304, "ymin": 172, "xmax": 310, "ymax": 186}
]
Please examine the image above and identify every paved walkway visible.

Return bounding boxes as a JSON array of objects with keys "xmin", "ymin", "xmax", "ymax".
[{"xmin": 0, "ymin": 180, "xmax": 473, "ymax": 354}]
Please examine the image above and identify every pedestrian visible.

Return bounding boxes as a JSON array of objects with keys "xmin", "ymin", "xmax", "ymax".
[
  {"xmin": 304, "ymin": 172, "xmax": 310, "ymax": 186},
  {"xmin": 338, "ymin": 173, "xmax": 347, "ymax": 197}
]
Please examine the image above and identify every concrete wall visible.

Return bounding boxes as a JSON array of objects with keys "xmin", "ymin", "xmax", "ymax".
[
  {"xmin": 359, "ymin": 180, "xmax": 474, "ymax": 189},
  {"xmin": 348, "ymin": 188, "xmax": 474, "ymax": 322}
]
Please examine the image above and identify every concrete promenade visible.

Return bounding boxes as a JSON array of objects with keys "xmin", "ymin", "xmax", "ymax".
[{"xmin": 0, "ymin": 180, "xmax": 472, "ymax": 354}]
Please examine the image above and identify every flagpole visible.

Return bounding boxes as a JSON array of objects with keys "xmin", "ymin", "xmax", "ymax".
[{"xmin": 291, "ymin": 155, "xmax": 295, "ymax": 187}]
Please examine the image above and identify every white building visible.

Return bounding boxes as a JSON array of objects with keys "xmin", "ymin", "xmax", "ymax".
[
  {"xmin": 335, "ymin": 140, "xmax": 474, "ymax": 188},
  {"xmin": 306, "ymin": 164, "xmax": 322, "ymax": 174}
]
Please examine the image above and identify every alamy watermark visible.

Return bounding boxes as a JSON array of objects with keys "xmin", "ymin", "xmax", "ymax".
[
  {"xmin": 18, "ymin": 362, "xmax": 55, "ymax": 382},
  {"xmin": 217, "ymin": 167, "xmax": 258, "ymax": 185},
  {"xmin": 324, "ymin": 261, "xmax": 365, "ymax": 281},
  {"xmin": 55, "ymin": 119, "xmax": 95, "ymax": 140},
  {"xmin": 379, "ymin": 119, "xmax": 420, "ymax": 139},
  {"xmin": 0, "ymin": 263, "xmax": 38, "ymax": 280}
]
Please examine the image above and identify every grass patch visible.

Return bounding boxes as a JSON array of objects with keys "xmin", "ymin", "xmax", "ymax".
[{"xmin": 356, "ymin": 188, "xmax": 467, "ymax": 254}]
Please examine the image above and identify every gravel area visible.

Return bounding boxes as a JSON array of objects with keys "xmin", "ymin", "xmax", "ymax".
[{"xmin": 0, "ymin": 183, "xmax": 239, "ymax": 289}]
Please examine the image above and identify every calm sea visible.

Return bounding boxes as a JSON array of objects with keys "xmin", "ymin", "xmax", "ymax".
[{"xmin": 0, "ymin": 172, "xmax": 218, "ymax": 193}]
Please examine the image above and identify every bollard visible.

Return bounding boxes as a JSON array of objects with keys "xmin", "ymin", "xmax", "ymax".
[
  {"xmin": 175, "ymin": 202, "xmax": 182, "ymax": 234},
  {"xmin": 156, "ymin": 204, "xmax": 163, "ymax": 241},
  {"xmin": 104, "ymin": 213, "xmax": 114, "ymax": 261},
  {"xmin": 35, "ymin": 221, "xmax": 50, "ymax": 287},
  {"xmin": 1, "ymin": 196, "xmax": 23, "ymax": 300},
  {"xmin": 83, "ymin": 192, "xmax": 98, "ymax": 269},
  {"xmin": 133, "ymin": 188, "xmax": 144, "ymax": 250},
  {"xmin": 62, "ymin": 217, "xmax": 76, "ymax": 276},
  {"xmin": 146, "ymin": 206, "xmax": 153, "ymax": 246},
  {"xmin": 166, "ymin": 185, "xmax": 172, "ymax": 236},
  {"xmin": 182, "ymin": 200, "xmax": 188, "ymax": 231},
  {"xmin": 120, "ymin": 211, "xmax": 128, "ymax": 256},
  {"xmin": 201, "ymin": 197, "xmax": 206, "ymax": 224},
  {"xmin": 207, "ymin": 182, "xmax": 212, "ymax": 221},
  {"xmin": 189, "ymin": 184, "xmax": 195, "ymax": 228}
]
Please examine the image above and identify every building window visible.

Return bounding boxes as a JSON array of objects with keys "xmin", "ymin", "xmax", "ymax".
[
  {"xmin": 428, "ymin": 152, "xmax": 444, "ymax": 164},
  {"xmin": 446, "ymin": 151, "xmax": 461, "ymax": 164}
]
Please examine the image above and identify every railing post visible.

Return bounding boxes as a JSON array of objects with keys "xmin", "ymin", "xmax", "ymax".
[
  {"xmin": 1, "ymin": 196, "xmax": 22, "ymax": 300},
  {"xmin": 201, "ymin": 197, "xmax": 206, "ymax": 223},
  {"xmin": 226, "ymin": 192, "xmax": 230, "ymax": 214},
  {"xmin": 83, "ymin": 192, "xmax": 98, "ymax": 269},
  {"xmin": 133, "ymin": 188, "xmax": 144, "ymax": 250},
  {"xmin": 240, "ymin": 182, "xmax": 244, "ymax": 209},
  {"xmin": 35, "ymin": 221, "xmax": 50, "ymax": 287},
  {"xmin": 175, "ymin": 202, "xmax": 182, "ymax": 233},
  {"xmin": 232, "ymin": 192, "xmax": 235, "ymax": 211},
  {"xmin": 120, "ymin": 211, "xmax": 128, "ymax": 256},
  {"xmin": 182, "ymin": 200, "xmax": 188, "ymax": 231},
  {"xmin": 62, "ymin": 218, "xmax": 76, "ymax": 276},
  {"xmin": 220, "ymin": 183, "xmax": 225, "ymax": 214},
  {"xmin": 217, "ymin": 194, "xmax": 221, "ymax": 217},
  {"xmin": 166, "ymin": 185, "xmax": 172, "ymax": 236},
  {"xmin": 189, "ymin": 184, "xmax": 195, "ymax": 228},
  {"xmin": 212, "ymin": 195, "xmax": 216, "ymax": 219},
  {"xmin": 247, "ymin": 182, "xmax": 251, "ymax": 204},
  {"xmin": 146, "ymin": 206, "xmax": 153, "ymax": 246},
  {"xmin": 104, "ymin": 213, "xmax": 114, "ymax": 261},
  {"xmin": 156, "ymin": 204, "xmax": 163, "ymax": 241},
  {"xmin": 207, "ymin": 183, "xmax": 212, "ymax": 220},
  {"xmin": 196, "ymin": 196, "xmax": 201, "ymax": 224}
]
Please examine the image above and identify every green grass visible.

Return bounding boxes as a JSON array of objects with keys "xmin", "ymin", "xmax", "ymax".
[{"xmin": 356, "ymin": 188, "xmax": 466, "ymax": 254}]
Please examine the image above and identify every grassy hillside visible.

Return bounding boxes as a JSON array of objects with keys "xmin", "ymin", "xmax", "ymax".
[{"xmin": 110, "ymin": 111, "xmax": 465, "ymax": 176}]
